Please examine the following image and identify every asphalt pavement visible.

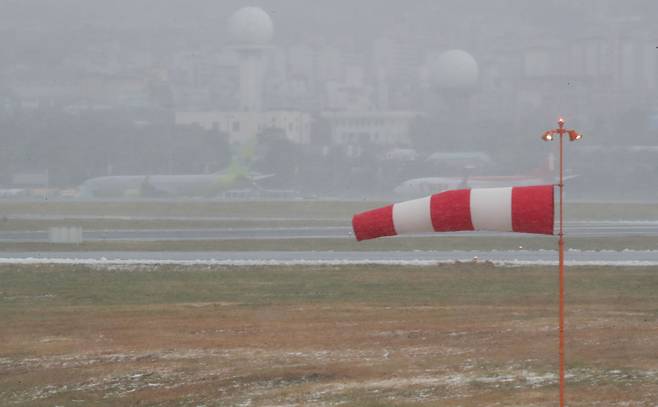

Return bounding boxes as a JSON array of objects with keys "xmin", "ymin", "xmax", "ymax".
[{"xmin": 1, "ymin": 221, "xmax": 658, "ymax": 242}]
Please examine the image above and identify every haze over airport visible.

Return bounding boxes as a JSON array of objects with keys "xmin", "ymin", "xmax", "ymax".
[
  {"xmin": 2, "ymin": 3, "xmax": 658, "ymax": 406},
  {"xmin": 0, "ymin": 0, "xmax": 657, "ymax": 200}
]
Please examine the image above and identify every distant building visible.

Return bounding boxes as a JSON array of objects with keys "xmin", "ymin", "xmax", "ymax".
[
  {"xmin": 11, "ymin": 172, "xmax": 49, "ymax": 188},
  {"xmin": 321, "ymin": 111, "xmax": 419, "ymax": 147},
  {"xmin": 176, "ymin": 8, "xmax": 316, "ymax": 145},
  {"xmin": 175, "ymin": 110, "xmax": 312, "ymax": 144},
  {"xmin": 229, "ymin": 6, "xmax": 274, "ymax": 112}
]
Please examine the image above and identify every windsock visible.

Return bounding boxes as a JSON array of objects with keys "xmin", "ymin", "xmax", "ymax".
[{"xmin": 353, "ymin": 185, "xmax": 554, "ymax": 241}]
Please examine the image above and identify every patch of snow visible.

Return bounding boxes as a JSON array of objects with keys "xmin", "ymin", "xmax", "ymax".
[{"xmin": 2, "ymin": 256, "xmax": 658, "ymax": 267}]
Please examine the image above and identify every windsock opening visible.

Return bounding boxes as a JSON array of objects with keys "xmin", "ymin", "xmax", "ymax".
[{"xmin": 352, "ymin": 204, "xmax": 396, "ymax": 241}]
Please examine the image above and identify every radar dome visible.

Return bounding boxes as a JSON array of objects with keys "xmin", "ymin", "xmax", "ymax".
[
  {"xmin": 228, "ymin": 6, "xmax": 274, "ymax": 46},
  {"xmin": 431, "ymin": 49, "xmax": 479, "ymax": 90}
]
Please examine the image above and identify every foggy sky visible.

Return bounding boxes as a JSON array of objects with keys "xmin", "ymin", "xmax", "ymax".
[{"xmin": 0, "ymin": 0, "xmax": 657, "ymax": 200}]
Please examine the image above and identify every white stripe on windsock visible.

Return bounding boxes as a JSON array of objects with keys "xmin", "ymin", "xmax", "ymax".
[
  {"xmin": 469, "ymin": 187, "xmax": 512, "ymax": 232},
  {"xmin": 392, "ymin": 196, "xmax": 433, "ymax": 234}
]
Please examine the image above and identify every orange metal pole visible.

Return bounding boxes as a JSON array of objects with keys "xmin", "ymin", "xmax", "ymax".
[{"xmin": 558, "ymin": 118, "xmax": 565, "ymax": 407}]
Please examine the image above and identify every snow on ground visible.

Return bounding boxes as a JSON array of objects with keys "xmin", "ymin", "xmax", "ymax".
[{"xmin": 1, "ymin": 254, "xmax": 658, "ymax": 267}]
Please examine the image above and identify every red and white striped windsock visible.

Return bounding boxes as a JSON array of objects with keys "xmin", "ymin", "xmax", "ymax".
[{"xmin": 352, "ymin": 185, "xmax": 554, "ymax": 241}]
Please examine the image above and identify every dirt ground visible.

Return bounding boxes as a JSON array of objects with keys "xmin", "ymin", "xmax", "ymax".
[{"xmin": 1, "ymin": 263, "xmax": 657, "ymax": 406}]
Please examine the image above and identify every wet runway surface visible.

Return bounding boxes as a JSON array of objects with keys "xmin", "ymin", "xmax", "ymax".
[
  {"xmin": 2, "ymin": 221, "xmax": 658, "ymax": 242},
  {"xmin": 1, "ymin": 249, "xmax": 658, "ymax": 266}
]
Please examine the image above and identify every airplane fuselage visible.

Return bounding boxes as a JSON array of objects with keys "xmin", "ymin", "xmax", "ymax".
[{"xmin": 394, "ymin": 176, "xmax": 547, "ymax": 198}]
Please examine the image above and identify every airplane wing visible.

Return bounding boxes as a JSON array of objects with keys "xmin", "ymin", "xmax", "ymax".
[{"xmin": 250, "ymin": 173, "xmax": 276, "ymax": 181}]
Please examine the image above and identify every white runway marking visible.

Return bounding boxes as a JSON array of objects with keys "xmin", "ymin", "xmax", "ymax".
[{"xmin": 1, "ymin": 250, "xmax": 658, "ymax": 267}]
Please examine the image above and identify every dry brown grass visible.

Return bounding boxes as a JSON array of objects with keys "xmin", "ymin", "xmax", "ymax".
[{"xmin": 1, "ymin": 263, "xmax": 657, "ymax": 406}]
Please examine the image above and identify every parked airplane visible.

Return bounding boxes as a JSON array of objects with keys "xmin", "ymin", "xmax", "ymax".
[
  {"xmin": 79, "ymin": 163, "xmax": 273, "ymax": 198},
  {"xmin": 394, "ymin": 155, "xmax": 575, "ymax": 198},
  {"xmin": 394, "ymin": 174, "xmax": 551, "ymax": 197},
  {"xmin": 0, "ymin": 188, "xmax": 28, "ymax": 198}
]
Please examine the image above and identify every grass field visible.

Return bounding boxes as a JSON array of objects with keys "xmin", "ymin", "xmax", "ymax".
[
  {"xmin": 0, "ymin": 218, "xmax": 348, "ymax": 232},
  {"xmin": 0, "ymin": 200, "xmax": 374, "ymax": 219},
  {"xmin": 1, "ymin": 263, "xmax": 657, "ymax": 406}
]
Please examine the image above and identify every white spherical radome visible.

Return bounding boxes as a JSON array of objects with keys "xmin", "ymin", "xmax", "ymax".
[
  {"xmin": 431, "ymin": 49, "xmax": 479, "ymax": 90},
  {"xmin": 228, "ymin": 6, "xmax": 274, "ymax": 46}
]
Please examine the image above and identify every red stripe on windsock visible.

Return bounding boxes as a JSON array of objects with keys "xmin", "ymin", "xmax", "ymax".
[
  {"xmin": 352, "ymin": 204, "xmax": 396, "ymax": 241},
  {"xmin": 430, "ymin": 189, "xmax": 474, "ymax": 232},
  {"xmin": 511, "ymin": 185, "xmax": 554, "ymax": 235}
]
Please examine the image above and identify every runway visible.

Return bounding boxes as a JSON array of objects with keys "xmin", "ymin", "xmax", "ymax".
[
  {"xmin": 2, "ymin": 220, "xmax": 658, "ymax": 242},
  {"xmin": 1, "ymin": 249, "xmax": 658, "ymax": 266}
]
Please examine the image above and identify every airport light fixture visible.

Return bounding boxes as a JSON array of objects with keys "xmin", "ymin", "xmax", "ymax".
[{"xmin": 540, "ymin": 117, "xmax": 582, "ymax": 407}]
